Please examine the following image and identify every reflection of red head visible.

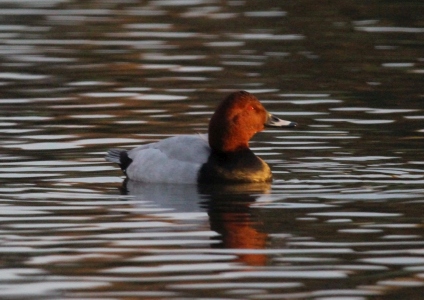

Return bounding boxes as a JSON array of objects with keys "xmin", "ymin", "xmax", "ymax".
[{"xmin": 212, "ymin": 212, "xmax": 267, "ymax": 266}]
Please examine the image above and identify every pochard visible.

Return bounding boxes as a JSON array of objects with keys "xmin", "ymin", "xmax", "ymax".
[{"xmin": 106, "ymin": 91, "xmax": 297, "ymax": 184}]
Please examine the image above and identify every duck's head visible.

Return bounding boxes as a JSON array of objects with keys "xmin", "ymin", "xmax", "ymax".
[{"xmin": 208, "ymin": 91, "xmax": 297, "ymax": 153}]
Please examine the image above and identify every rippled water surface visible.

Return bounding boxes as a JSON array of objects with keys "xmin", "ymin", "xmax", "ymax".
[{"xmin": 1, "ymin": 1, "xmax": 423, "ymax": 299}]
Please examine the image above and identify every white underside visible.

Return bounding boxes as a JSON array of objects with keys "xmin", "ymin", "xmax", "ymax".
[{"xmin": 126, "ymin": 134, "xmax": 211, "ymax": 184}]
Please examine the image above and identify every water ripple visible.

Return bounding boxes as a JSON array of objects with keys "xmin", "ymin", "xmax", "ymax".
[{"xmin": 1, "ymin": 1, "xmax": 423, "ymax": 299}]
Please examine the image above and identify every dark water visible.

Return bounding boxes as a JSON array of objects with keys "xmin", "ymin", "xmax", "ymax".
[{"xmin": 1, "ymin": 1, "xmax": 423, "ymax": 299}]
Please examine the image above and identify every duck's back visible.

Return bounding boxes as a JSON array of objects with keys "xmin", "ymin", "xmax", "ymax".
[{"xmin": 125, "ymin": 135, "xmax": 211, "ymax": 183}]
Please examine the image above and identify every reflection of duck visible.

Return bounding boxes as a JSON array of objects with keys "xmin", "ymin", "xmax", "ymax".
[
  {"xmin": 106, "ymin": 91, "xmax": 296, "ymax": 184},
  {"xmin": 123, "ymin": 180, "xmax": 271, "ymax": 266},
  {"xmin": 124, "ymin": 180, "xmax": 206, "ymax": 213},
  {"xmin": 199, "ymin": 183, "xmax": 271, "ymax": 266}
]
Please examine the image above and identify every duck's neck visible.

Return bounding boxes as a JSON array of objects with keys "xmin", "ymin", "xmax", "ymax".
[
  {"xmin": 210, "ymin": 141, "xmax": 249, "ymax": 153},
  {"xmin": 208, "ymin": 125, "xmax": 251, "ymax": 153}
]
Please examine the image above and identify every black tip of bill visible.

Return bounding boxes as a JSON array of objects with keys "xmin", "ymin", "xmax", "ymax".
[{"xmin": 266, "ymin": 113, "xmax": 297, "ymax": 128}]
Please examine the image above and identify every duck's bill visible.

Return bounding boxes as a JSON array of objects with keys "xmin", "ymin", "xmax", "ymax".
[{"xmin": 266, "ymin": 113, "xmax": 297, "ymax": 128}]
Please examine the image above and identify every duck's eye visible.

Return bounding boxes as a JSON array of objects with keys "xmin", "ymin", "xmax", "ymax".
[{"xmin": 247, "ymin": 105, "xmax": 255, "ymax": 111}]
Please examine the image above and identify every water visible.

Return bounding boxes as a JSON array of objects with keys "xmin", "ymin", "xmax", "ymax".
[{"xmin": 1, "ymin": 0, "xmax": 423, "ymax": 299}]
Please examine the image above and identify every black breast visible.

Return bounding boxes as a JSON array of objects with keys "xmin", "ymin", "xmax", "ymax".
[{"xmin": 198, "ymin": 149, "xmax": 272, "ymax": 184}]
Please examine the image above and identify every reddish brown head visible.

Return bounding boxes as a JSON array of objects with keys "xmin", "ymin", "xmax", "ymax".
[{"xmin": 208, "ymin": 91, "xmax": 296, "ymax": 153}]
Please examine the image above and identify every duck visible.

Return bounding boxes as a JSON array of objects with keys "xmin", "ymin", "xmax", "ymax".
[{"xmin": 106, "ymin": 91, "xmax": 297, "ymax": 184}]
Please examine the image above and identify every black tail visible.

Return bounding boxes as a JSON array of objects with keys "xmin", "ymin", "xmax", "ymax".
[{"xmin": 105, "ymin": 149, "xmax": 132, "ymax": 172}]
